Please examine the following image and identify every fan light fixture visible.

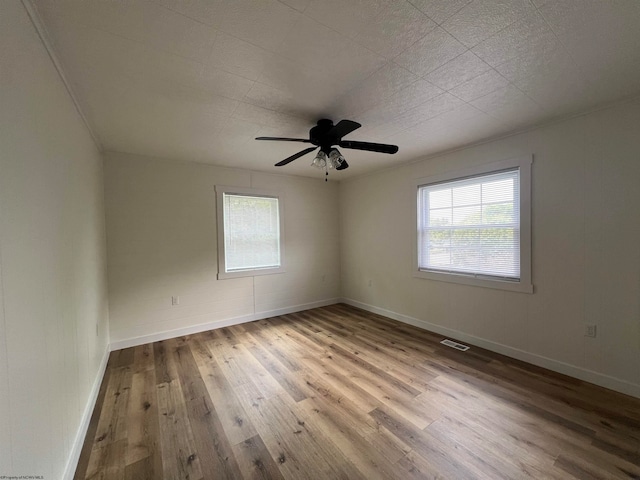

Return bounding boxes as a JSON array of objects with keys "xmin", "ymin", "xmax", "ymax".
[
  {"xmin": 311, "ymin": 150, "xmax": 327, "ymax": 169},
  {"xmin": 327, "ymin": 148, "xmax": 344, "ymax": 169},
  {"xmin": 312, "ymin": 148, "xmax": 344, "ymax": 170}
]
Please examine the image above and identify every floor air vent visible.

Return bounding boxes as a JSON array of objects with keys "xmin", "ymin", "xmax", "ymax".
[{"xmin": 440, "ymin": 339, "xmax": 470, "ymax": 351}]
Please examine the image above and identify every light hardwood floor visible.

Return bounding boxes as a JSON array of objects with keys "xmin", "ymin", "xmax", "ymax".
[{"xmin": 75, "ymin": 304, "xmax": 640, "ymax": 479}]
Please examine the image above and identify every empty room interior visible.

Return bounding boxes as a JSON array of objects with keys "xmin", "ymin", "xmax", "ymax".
[{"xmin": 2, "ymin": 0, "xmax": 640, "ymax": 478}]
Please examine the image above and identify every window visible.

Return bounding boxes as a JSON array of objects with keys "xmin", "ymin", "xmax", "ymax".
[
  {"xmin": 414, "ymin": 156, "xmax": 532, "ymax": 293},
  {"xmin": 216, "ymin": 186, "xmax": 284, "ymax": 279}
]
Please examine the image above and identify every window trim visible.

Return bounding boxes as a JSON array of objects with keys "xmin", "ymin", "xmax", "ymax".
[
  {"xmin": 412, "ymin": 155, "xmax": 533, "ymax": 293},
  {"xmin": 215, "ymin": 185, "xmax": 285, "ymax": 280}
]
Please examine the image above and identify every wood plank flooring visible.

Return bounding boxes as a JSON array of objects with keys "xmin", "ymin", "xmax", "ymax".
[{"xmin": 75, "ymin": 304, "xmax": 640, "ymax": 479}]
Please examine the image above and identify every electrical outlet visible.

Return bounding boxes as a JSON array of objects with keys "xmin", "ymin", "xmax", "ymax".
[
  {"xmin": 172, "ymin": 295, "xmax": 180, "ymax": 306},
  {"xmin": 585, "ymin": 324, "xmax": 597, "ymax": 338},
  {"xmin": 368, "ymin": 279, "xmax": 372, "ymax": 287}
]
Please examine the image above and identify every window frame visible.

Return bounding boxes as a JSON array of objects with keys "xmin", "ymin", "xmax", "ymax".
[
  {"xmin": 215, "ymin": 185, "xmax": 285, "ymax": 280},
  {"xmin": 412, "ymin": 155, "xmax": 533, "ymax": 293}
]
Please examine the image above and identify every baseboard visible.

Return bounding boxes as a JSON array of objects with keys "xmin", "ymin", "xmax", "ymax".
[
  {"xmin": 340, "ymin": 297, "xmax": 640, "ymax": 399},
  {"xmin": 109, "ymin": 297, "xmax": 341, "ymax": 351},
  {"xmin": 63, "ymin": 344, "xmax": 110, "ymax": 480}
]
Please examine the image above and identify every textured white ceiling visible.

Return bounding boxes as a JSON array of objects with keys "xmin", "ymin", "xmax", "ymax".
[{"xmin": 34, "ymin": 0, "xmax": 640, "ymax": 179}]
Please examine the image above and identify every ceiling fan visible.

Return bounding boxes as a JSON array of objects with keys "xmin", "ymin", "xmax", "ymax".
[{"xmin": 255, "ymin": 119, "xmax": 399, "ymax": 172}]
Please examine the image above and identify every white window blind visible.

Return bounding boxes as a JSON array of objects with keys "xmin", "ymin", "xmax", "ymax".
[
  {"xmin": 223, "ymin": 193, "xmax": 281, "ymax": 272},
  {"xmin": 418, "ymin": 168, "xmax": 520, "ymax": 280}
]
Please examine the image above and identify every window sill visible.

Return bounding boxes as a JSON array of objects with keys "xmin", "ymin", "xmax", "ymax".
[
  {"xmin": 414, "ymin": 269, "xmax": 533, "ymax": 293},
  {"xmin": 217, "ymin": 267, "xmax": 286, "ymax": 280}
]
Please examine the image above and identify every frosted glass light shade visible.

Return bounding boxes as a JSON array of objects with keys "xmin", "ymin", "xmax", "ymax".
[
  {"xmin": 328, "ymin": 148, "xmax": 344, "ymax": 169},
  {"xmin": 311, "ymin": 151, "xmax": 327, "ymax": 168}
]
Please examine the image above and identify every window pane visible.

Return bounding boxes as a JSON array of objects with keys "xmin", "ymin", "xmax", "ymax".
[
  {"xmin": 482, "ymin": 178, "xmax": 513, "ymax": 203},
  {"xmin": 428, "ymin": 208, "xmax": 452, "ymax": 226},
  {"xmin": 418, "ymin": 168, "xmax": 520, "ymax": 280},
  {"xmin": 450, "ymin": 228, "xmax": 479, "ymax": 248},
  {"xmin": 223, "ymin": 194, "xmax": 280, "ymax": 272},
  {"xmin": 425, "ymin": 228, "xmax": 451, "ymax": 248},
  {"xmin": 428, "ymin": 189, "xmax": 451, "ymax": 209},
  {"xmin": 427, "ymin": 247, "xmax": 451, "ymax": 268},
  {"xmin": 452, "ymin": 205, "xmax": 481, "ymax": 225},
  {"xmin": 482, "ymin": 202, "xmax": 514, "ymax": 224},
  {"xmin": 452, "ymin": 183, "xmax": 481, "ymax": 207}
]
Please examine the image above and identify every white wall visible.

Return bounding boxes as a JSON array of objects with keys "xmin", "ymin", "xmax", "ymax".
[
  {"xmin": 104, "ymin": 152, "xmax": 340, "ymax": 347},
  {"xmin": 340, "ymin": 100, "xmax": 640, "ymax": 397},
  {"xmin": 0, "ymin": 1, "xmax": 110, "ymax": 478}
]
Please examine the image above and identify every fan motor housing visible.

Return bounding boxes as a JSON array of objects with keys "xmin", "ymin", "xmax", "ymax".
[{"xmin": 310, "ymin": 119, "xmax": 337, "ymax": 149}]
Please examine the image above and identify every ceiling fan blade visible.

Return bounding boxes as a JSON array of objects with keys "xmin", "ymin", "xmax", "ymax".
[
  {"xmin": 256, "ymin": 137, "xmax": 311, "ymax": 142},
  {"xmin": 336, "ymin": 159, "xmax": 349, "ymax": 170},
  {"xmin": 274, "ymin": 147, "xmax": 317, "ymax": 166},
  {"xmin": 328, "ymin": 120, "xmax": 361, "ymax": 140},
  {"xmin": 339, "ymin": 140, "xmax": 399, "ymax": 154}
]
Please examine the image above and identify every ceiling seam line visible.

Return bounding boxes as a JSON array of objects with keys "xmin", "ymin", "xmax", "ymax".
[
  {"xmin": 530, "ymin": 0, "xmax": 586, "ymax": 79},
  {"xmin": 406, "ymin": 0, "xmax": 472, "ymax": 27},
  {"xmin": 340, "ymin": 91, "xmax": 640, "ymax": 184}
]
